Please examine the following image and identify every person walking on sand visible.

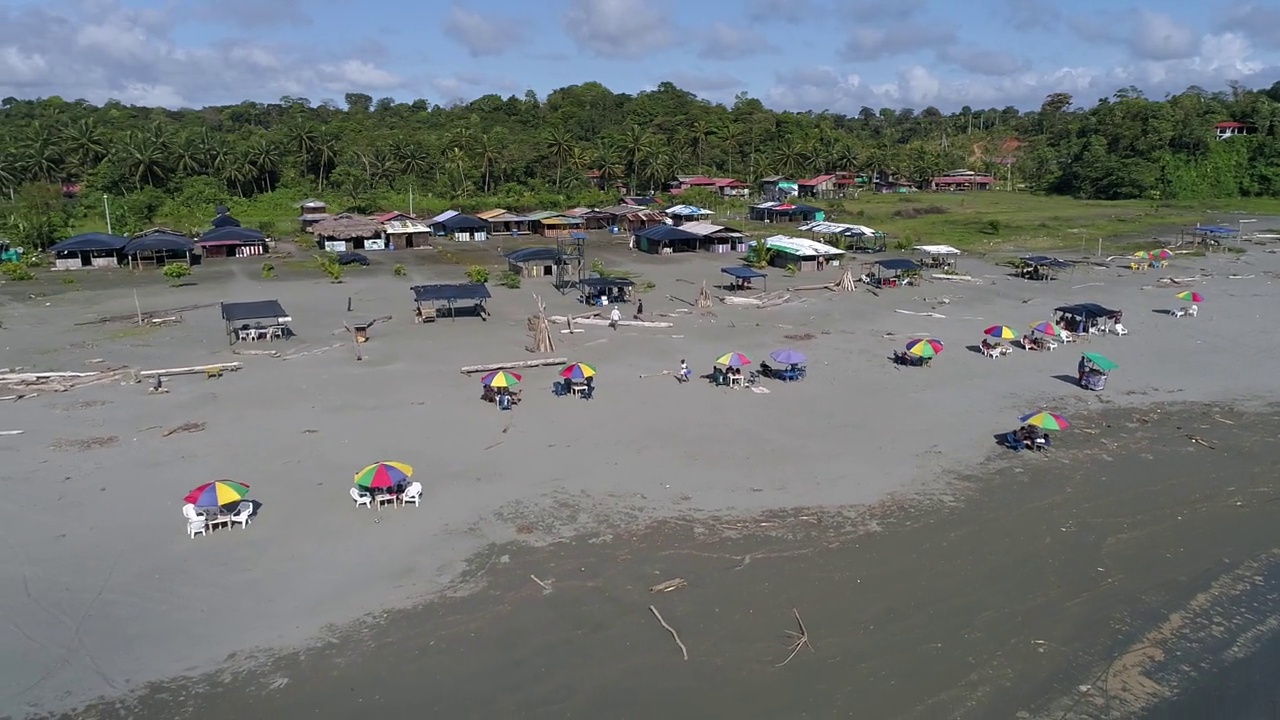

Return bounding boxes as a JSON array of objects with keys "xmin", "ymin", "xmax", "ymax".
[
  {"xmin": 678, "ymin": 358, "xmax": 690, "ymax": 383},
  {"xmin": 635, "ymin": 298, "xmax": 644, "ymax": 320},
  {"xmin": 610, "ymin": 305, "xmax": 621, "ymax": 330}
]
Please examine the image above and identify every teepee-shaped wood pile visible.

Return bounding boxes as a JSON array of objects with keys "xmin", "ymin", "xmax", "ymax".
[
  {"xmin": 836, "ymin": 267, "xmax": 857, "ymax": 292},
  {"xmin": 528, "ymin": 294, "xmax": 555, "ymax": 353},
  {"xmin": 696, "ymin": 280, "xmax": 713, "ymax": 308}
]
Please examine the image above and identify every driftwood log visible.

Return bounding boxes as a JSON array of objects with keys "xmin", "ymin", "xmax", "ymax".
[
  {"xmin": 569, "ymin": 317, "xmax": 674, "ymax": 328},
  {"xmin": 138, "ymin": 362, "xmax": 242, "ymax": 377},
  {"xmin": 459, "ymin": 358, "xmax": 568, "ymax": 374}
]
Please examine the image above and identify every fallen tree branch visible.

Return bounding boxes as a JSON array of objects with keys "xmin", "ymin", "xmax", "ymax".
[
  {"xmin": 649, "ymin": 578, "xmax": 687, "ymax": 593},
  {"xmin": 162, "ymin": 421, "xmax": 206, "ymax": 437},
  {"xmin": 530, "ymin": 575, "xmax": 553, "ymax": 593},
  {"xmin": 649, "ymin": 605, "xmax": 689, "ymax": 661},
  {"xmin": 459, "ymin": 357, "xmax": 568, "ymax": 374},
  {"xmin": 138, "ymin": 362, "xmax": 241, "ymax": 378},
  {"xmin": 775, "ymin": 608, "xmax": 813, "ymax": 667}
]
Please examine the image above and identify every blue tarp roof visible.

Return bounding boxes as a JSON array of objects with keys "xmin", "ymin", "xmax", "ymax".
[
  {"xmin": 125, "ymin": 233, "xmax": 195, "ymax": 254},
  {"xmin": 571, "ymin": 231, "xmax": 587, "ymax": 240},
  {"xmin": 506, "ymin": 247, "xmax": 561, "ymax": 264},
  {"xmin": 636, "ymin": 225, "xmax": 701, "ymax": 242},
  {"xmin": 211, "ymin": 214, "xmax": 241, "ymax": 228},
  {"xmin": 721, "ymin": 266, "xmax": 767, "ymax": 279},
  {"xmin": 222, "ymin": 299, "xmax": 287, "ymax": 323},
  {"xmin": 200, "ymin": 226, "xmax": 266, "ymax": 243},
  {"xmin": 580, "ymin": 276, "xmax": 635, "ymax": 288},
  {"xmin": 439, "ymin": 214, "xmax": 488, "ymax": 230},
  {"xmin": 1021, "ymin": 255, "xmax": 1071, "ymax": 268},
  {"xmin": 1196, "ymin": 225, "xmax": 1237, "ymax": 234},
  {"xmin": 411, "ymin": 283, "xmax": 492, "ymax": 302},
  {"xmin": 875, "ymin": 258, "xmax": 921, "ymax": 271},
  {"xmin": 50, "ymin": 232, "xmax": 129, "ymax": 252}
]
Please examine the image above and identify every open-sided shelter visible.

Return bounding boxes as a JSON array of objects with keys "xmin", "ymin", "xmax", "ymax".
[
  {"xmin": 750, "ymin": 202, "xmax": 824, "ymax": 223},
  {"xmin": 411, "ymin": 283, "xmax": 491, "ymax": 322},
  {"xmin": 863, "ymin": 257, "xmax": 921, "ymax": 288},
  {"xmin": 1017, "ymin": 255, "xmax": 1070, "ymax": 281},
  {"xmin": 526, "ymin": 211, "xmax": 585, "ymax": 238},
  {"xmin": 211, "ymin": 213, "xmax": 241, "ymax": 228},
  {"xmin": 763, "ymin": 235, "xmax": 846, "ymax": 272},
  {"xmin": 433, "ymin": 214, "xmax": 489, "ymax": 242},
  {"xmin": 913, "ymin": 244, "xmax": 961, "ymax": 271},
  {"xmin": 311, "ymin": 214, "xmax": 384, "ymax": 252},
  {"xmin": 49, "ymin": 232, "xmax": 128, "ymax": 270},
  {"xmin": 721, "ymin": 266, "xmax": 767, "ymax": 292},
  {"xmin": 506, "ymin": 247, "xmax": 563, "ymax": 279},
  {"xmin": 579, "ymin": 276, "xmax": 634, "ymax": 306},
  {"xmin": 220, "ymin": 299, "xmax": 291, "ymax": 345},
  {"xmin": 124, "ymin": 230, "xmax": 195, "ymax": 267},
  {"xmin": 476, "ymin": 209, "xmax": 532, "ymax": 235},
  {"xmin": 199, "ymin": 226, "xmax": 269, "ymax": 258},
  {"xmin": 633, "ymin": 224, "xmax": 702, "ymax": 255},
  {"xmin": 664, "ymin": 205, "xmax": 713, "ymax": 226},
  {"xmin": 1055, "ymin": 303, "xmax": 1121, "ymax": 335}
]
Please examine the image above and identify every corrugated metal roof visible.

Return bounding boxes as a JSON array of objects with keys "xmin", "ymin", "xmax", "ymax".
[
  {"xmin": 525, "ymin": 210, "xmax": 565, "ymax": 221},
  {"xmin": 539, "ymin": 216, "xmax": 584, "ymax": 225},
  {"xmin": 798, "ymin": 221, "xmax": 876, "ymax": 236},
  {"xmin": 764, "ymin": 235, "xmax": 846, "ymax": 257},
  {"xmin": 914, "ymin": 244, "xmax": 961, "ymax": 255},
  {"xmin": 475, "ymin": 208, "xmax": 508, "ymax": 220},
  {"xmin": 665, "ymin": 205, "xmax": 714, "ymax": 216},
  {"xmin": 430, "ymin": 210, "xmax": 460, "ymax": 223},
  {"xmin": 678, "ymin": 221, "xmax": 724, "ymax": 236},
  {"xmin": 384, "ymin": 219, "xmax": 433, "ymax": 234}
]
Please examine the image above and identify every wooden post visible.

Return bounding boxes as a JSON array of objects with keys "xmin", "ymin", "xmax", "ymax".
[{"xmin": 134, "ymin": 289, "xmax": 143, "ymax": 326}]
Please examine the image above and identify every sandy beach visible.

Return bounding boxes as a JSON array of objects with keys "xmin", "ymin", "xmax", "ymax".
[{"xmin": 3, "ymin": 234, "xmax": 1280, "ymax": 719}]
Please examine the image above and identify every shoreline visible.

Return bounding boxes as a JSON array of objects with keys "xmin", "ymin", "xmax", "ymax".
[
  {"xmin": 4, "ymin": 245, "xmax": 1280, "ymax": 718},
  {"xmin": 29, "ymin": 400, "xmax": 1280, "ymax": 720}
]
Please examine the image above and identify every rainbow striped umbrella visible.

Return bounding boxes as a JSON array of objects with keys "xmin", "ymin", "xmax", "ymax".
[
  {"xmin": 481, "ymin": 370, "xmax": 522, "ymax": 388},
  {"xmin": 354, "ymin": 461, "xmax": 413, "ymax": 490},
  {"xmin": 1019, "ymin": 411, "xmax": 1070, "ymax": 431},
  {"xmin": 185, "ymin": 480, "xmax": 250, "ymax": 508},
  {"xmin": 1175, "ymin": 291, "xmax": 1203, "ymax": 303},
  {"xmin": 560, "ymin": 362, "xmax": 597, "ymax": 380},
  {"xmin": 1151, "ymin": 248, "xmax": 1173, "ymax": 260},
  {"xmin": 715, "ymin": 352, "xmax": 752, "ymax": 367},
  {"xmin": 905, "ymin": 338, "xmax": 944, "ymax": 358},
  {"xmin": 1031, "ymin": 321, "xmax": 1062, "ymax": 337},
  {"xmin": 983, "ymin": 325, "xmax": 1018, "ymax": 340}
]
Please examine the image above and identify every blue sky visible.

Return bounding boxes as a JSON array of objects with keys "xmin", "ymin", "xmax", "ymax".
[{"xmin": 0, "ymin": 0, "xmax": 1276, "ymax": 111}]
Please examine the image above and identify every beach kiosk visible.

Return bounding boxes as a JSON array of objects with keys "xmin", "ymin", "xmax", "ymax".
[
  {"xmin": 913, "ymin": 244, "xmax": 961, "ymax": 271},
  {"xmin": 1078, "ymin": 352, "xmax": 1117, "ymax": 391},
  {"xmin": 411, "ymin": 283, "xmax": 491, "ymax": 322},
  {"xmin": 721, "ymin": 266, "xmax": 767, "ymax": 292},
  {"xmin": 579, "ymin": 276, "xmax": 634, "ymax": 306},
  {"xmin": 220, "ymin": 299, "xmax": 291, "ymax": 345},
  {"xmin": 864, "ymin": 258, "xmax": 921, "ymax": 288}
]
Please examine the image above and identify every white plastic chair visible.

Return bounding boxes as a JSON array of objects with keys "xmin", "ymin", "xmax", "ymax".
[
  {"xmin": 188, "ymin": 518, "xmax": 207, "ymax": 539},
  {"xmin": 1060, "ymin": 330, "xmax": 1075, "ymax": 343},
  {"xmin": 230, "ymin": 502, "xmax": 253, "ymax": 529},
  {"xmin": 403, "ymin": 482, "xmax": 422, "ymax": 507},
  {"xmin": 1188, "ymin": 304, "xmax": 1198, "ymax": 317},
  {"xmin": 1172, "ymin": 308, "xmax": 1186, "ymax": 318},
  {"xmin": 1113, "ymin": 323, "xmax": 1128, "ymax": 336},
  {"xmin": 182, "ymin": 503, "xmax": 200, "ymax": 521},
  {"xmin": 350, "ymin": 487, "xmax": 372, "ymax": 508}
]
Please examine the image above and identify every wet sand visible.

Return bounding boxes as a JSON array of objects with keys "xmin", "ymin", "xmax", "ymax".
[{"xmin": 40, "ymin": 401, "xmax": 1280, "ymax": 720}]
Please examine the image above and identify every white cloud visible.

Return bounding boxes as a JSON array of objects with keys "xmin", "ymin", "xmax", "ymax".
[
  {"xmin": 444, "ymin": 5, "xmax": 519, "ymax": 58},
  {"xmin": 0, "ymin": 0, "xmax": 405, "ymax": 107},
  {"xmin": 698, "ymin": 22, "xmax": 776, "ymax": 60},
  {"xmin": 769, "ymin": 32, "xmax": 1271, "ymax": 111},
  {"xmin": 1131, "ymin": 11, "xmax": 1197, "ymax": 61},
  {"xmin": 1220, "ymin": 3, "xmax": 1280, "ymax": 46},
  {"xmin": 842, "ymin": 22, "xmax": 956, "ymax": 60},
  {"xmin": 427, "ymin": 72, "xmax": 519, "ymax": 103},
  {"xmin": 745, "ymin": 0, "xmax": 814, "ymax": 23},
  {"xmin": 936, "ymin": 47, "xmax": 1028, "ymax": 77},
  {"xmin": 563, "ymin": 0, "xmax": 674, "ymax": 59}
]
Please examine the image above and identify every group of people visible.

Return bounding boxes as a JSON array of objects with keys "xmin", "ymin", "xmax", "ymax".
[{"xmin": 1010, "ymin": 424, "xmax": 1049, "ymax": 451}]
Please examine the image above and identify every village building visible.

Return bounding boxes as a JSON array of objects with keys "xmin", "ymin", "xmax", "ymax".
[
  {"xmin": 931, "ymin": 169, "xmax": 995, "ymax": 191},
  {"xmin": 476, "ymin": 208, "xmax": 533, "ymax": 235},
  {"xmin": 601, "ymin": 205, "xmax": 665, "ymax": 232},
  {"xmin": 749, "ymin": 202, "xmax": 824, "ymax": 223},
  {"xmin": 379, "ymin": 213, "xmax": 433, "ymax": 249},
  {"xmin": 563, "ymin": 207, "xmax": 614, "ymax": 231},
  {"xmin": 310, "ymin": 214, "xmax": 384, "ymax": 252},
  {"xmin": 431, "ymin": 213, "xmax": 489, "ymax": 242},
  {"xmin": 526, "ymin": 210, "xmax": 586, "ymax": 238},
  {"xmin": 296, "ymin": 198, "xmax": 332, "ymax": 232},
  {"xmin": 1215, "ymin": 121, "xmax": 1253, "ymax": 139},
  {"xmin": 796, "ymin": 174, "xmax": 838, "ymax": 199},
  {"xmin": 763, "ymin": 235, "xmax": 846, "ymax": 272},
  {"xmin": 504, "ymin": 246, "xmax": 563, "ymax": 279},
  {"xmin": 664, "ymin": 204, "xmax": 714, "ymax": 226},
  {"xmin": 677, "ymin": 221, "xmax": 752, "ymax": 254}
]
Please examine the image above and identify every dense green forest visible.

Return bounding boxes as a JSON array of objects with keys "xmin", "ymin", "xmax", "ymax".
[{"xmin": 2, "ymin": 79, "xmax": 1280, "ymax": 249}]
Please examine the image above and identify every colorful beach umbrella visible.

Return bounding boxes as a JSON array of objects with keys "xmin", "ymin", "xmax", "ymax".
[
  {"xmin": 1030, "ymin": 321, "xmax": 1062, "ymax": 337},
  {"xmin": 1082, "ymin": 352, "xmax": 1118, "ymax": 371},
  {"xmin": 481, "ymin": 370, "xmax": 522, "ymax": 388},
  {"xmin": 1019, "ymin": 411, "xmax": 1070, "ymax": 431},
  {"xmin": 1131, "ymin": 250, "xmax": 1153, "ymax": 259},
  {"xmin": 1151, "ymin": 248, "xmax": 1173, "ymax": 260},
  {"xmin": 983, "ymin": 325, "xmax": 1018, "ymax": 340},
  {"xmin": 769, "ymin": 348, "xmax": 807, "ymax": 365},
  {"xmin": 1175, "ymin": 291, "xmax": 1203, "ymax": 303},
  {"xmin": 904, "ymin": 337, "xmax": 944, "ymax": 358},
  {"xmin": 185, "ymin": 480, "xmax": 250, "ymax": 508},
  {"xmin": 354, "ymin": 461, "xmax": 413, "ymax": 490},
  {"xmin": 715, "ymin": 352, "xmax": 752, "ymax": 367},
  {"xmin": 560, "ymin": 362, "xmax": 597, "ymax": 380}
]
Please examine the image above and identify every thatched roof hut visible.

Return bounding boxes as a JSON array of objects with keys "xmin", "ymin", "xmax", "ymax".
[{"xmin": 310, "ymin": 214, "xmax": 382, "ymax": 240}]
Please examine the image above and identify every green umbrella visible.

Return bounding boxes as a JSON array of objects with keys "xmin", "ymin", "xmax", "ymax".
[{"xmin": 1082, "ymin": 352, "xmax": 1118, "ymax": 372}]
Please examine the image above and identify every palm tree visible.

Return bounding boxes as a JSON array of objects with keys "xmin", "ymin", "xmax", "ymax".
[
  {"xmin": 0, "ymin": 152, "xmax": 19, "ymax": 194},
  {"xmin": 19, "ymin": 123, "xmax": 63, "ymax": 183},
  {"xmin": 314, "ymin": 128, "xmax": 338, "ymax": 191},
  {"xmin": 593, "ymin": 140, "xmax": 625, "ymax": 186},
  {"xmin": 773, "ymin": 141, "xmax": 805, "ymax": 178},
  {"xmin": 288, "ymin": 123, "xmax": 319, "ymax": 175},
  {"xmin": 476, "ymin": 133, "xmax": 500, "ymax": 194},
  {"xmin": 60, "ymin": 119, "xmax": 105, "ymax": 179},
  {"xmin": 689, "ymin": 120, "xmax": 712, "ymax": 171},
  {"xmin": 391, "ymin": 135, "xmax": 430, "ymax": 179},
  {"xmin": 119, "ymin": 127, "xmax": 171, "ymax": 189},
  {"xmin": 443, "ymin": 147, "xmax": 468, "ymax": 196},
  {"xmin": 566, "ymin": 145, "xmax": 591, "ymax": 186},
  {"xmin": 219, "ymin": 147, "xmax": 254, "ymax": 198},
  {"xmin": 619, "ymin": 125, "xmax": 654, "ymax": 191},
  {"xmin": 717, "ymin": 121, "xmax": 742, "ymax": 176},
  {"xmin": 546, "ymin": 126, "xmax": 573, "ymax": 189},
  {"xmin": 246, "ymin": 136, "xmax": 280, "ymax": 192},
  {"xmin": 171, "ymin": 134, "xmax": 207, "ymax": 176}
]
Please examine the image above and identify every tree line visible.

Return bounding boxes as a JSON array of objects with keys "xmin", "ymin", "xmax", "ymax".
[{"xmin": 1, "ymin": 79, "xmax": 1280, "ymax": 247}]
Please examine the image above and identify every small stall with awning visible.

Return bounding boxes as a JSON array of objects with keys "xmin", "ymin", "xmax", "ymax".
[
  {"xmin": 664, "ymin": 205, "xmax": 714, "ymax": 226},
  {"xmin": 221, "ymin": 299, "xmax": 291, "ymax": 345},
  {"xmin": 763, "ymin": 235, "xmax": 846, "ymax": 272},
  {"xmin": 1017, "ymin": 255, "xmax": 1071, "ymax": 281},
  {"xmin": 750, "ymin": 202, "xmax": 824, "ymax": 223},
  {"xmin": 721, "ymin": 266, "xmax": 767, "ymax": 292},
  {"xmin": 48, "ymin": 233, "xmax": 128, "ymax": 270},
  {"xmin": 579, "ymin": 276, "xmax": 635, "ymax": 306},
  {"xmin": 913, "ymin": 244, "xmax": 961, "ymax": 271},
  {"xmin": 526, "ymin": 211, "xmax": 584, "ymax": 238},
  {"xmin": 411, "ymin": 283, "xmax": 491, "ymax": 322},
  {"xmin": 432, "ymin": 214, "xmax": 489, "ymax": 242},
  {"xmin": 862, "ymin": 258, "xmax": 921, "ymax": 288}
]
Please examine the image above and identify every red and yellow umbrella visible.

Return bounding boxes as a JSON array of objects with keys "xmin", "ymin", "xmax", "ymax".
[
  {"xmin": 905, "ymin": 338, "xmax": 944, "ymax": 358},
  {"xmin": 481, "ymin": 370, "xmax": 522, "ymax": 388}
]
